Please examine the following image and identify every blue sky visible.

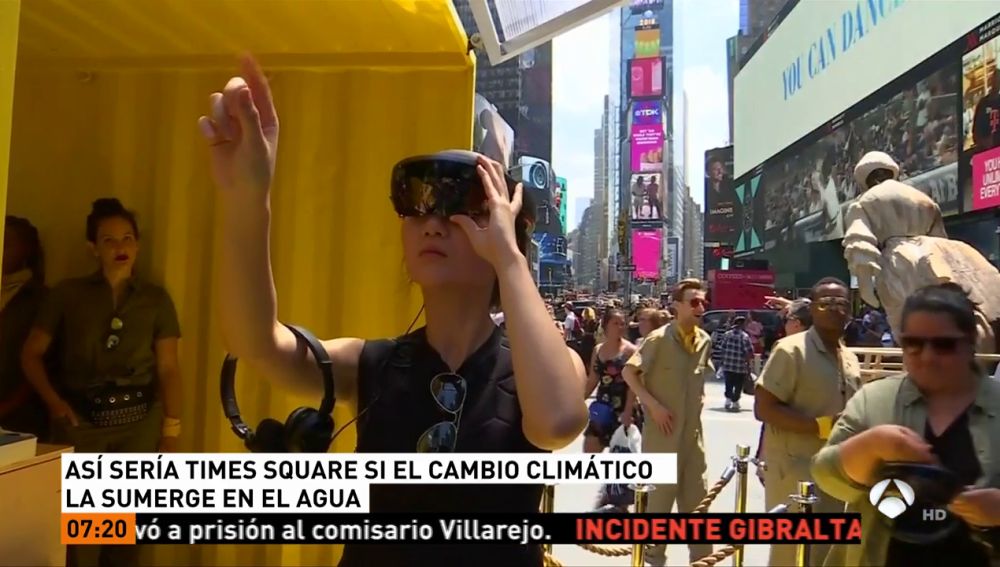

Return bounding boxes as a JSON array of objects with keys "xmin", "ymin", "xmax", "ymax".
[{"xmin": 552, "ymin": 0, "xmax": 738, "ymax": 230}]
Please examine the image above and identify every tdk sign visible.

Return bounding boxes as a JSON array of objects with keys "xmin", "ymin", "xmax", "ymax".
[{"xmin": 632, "ymin": 102, "xmax": 661, "ymax": 125}]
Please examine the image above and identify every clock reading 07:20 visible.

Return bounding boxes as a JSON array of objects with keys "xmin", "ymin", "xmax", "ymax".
[
  {"xmin": 67, "ymin": 517, "xmax": 128, "ymax": 539},
  {"xmin": 61, "ymin": 513, "xmax": 136, "ymax": 545}
]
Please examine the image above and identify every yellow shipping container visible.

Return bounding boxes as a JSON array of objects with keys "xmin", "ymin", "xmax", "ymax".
[{"xmin": 0, "ymin": 1, "xmax": 473, "ymax": 565}]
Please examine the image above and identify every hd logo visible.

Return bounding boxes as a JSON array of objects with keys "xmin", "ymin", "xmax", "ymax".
[{"xmin": 869, "ymin": 478, "xmax": 915, "ymax": 519}]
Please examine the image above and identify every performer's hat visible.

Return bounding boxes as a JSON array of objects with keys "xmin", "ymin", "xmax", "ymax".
[{"xmin": 854, "ymin": 151, "xmax": 900, "ymax": 188}]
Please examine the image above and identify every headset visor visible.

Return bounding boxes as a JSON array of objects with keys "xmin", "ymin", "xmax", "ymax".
[{"xmin": 390, "ymin": 155, "xmax": 515, "ymax": 219}]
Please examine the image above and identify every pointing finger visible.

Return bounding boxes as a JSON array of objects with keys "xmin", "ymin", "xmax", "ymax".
[{"xmin": 240, "ymin": 54, "xmax": 279, "ymax": 142}]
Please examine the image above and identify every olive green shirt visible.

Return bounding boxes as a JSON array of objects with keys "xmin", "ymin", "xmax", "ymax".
[
  {"xmin": 627, "ymin": 322, "xmax": 713, "ymax": 438},
  {"xmin": 811, "ymin": 374, "xmax": 1000, "ymax": 567},
  {"xmin": 34, "ymin": 272, "xmax": 181, "ymax": 391}
]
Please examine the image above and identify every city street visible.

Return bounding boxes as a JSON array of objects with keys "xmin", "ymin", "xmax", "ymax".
[{"xmin": 550, "ymin": 378, "xmax": 772, "ymax": 566}]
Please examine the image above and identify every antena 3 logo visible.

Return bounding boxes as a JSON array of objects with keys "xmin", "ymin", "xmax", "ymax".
[{"xmin": 869, "ymin": 479, "xmax": 915, "ymax": 519}]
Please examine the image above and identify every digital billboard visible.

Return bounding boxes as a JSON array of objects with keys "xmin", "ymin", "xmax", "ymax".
[
  {"xmin": 761, "ymin": 59, "xmax": 962, "ymax": 247},
  {"xmin": 635, "ymin": 25, "xmax": 660, "ymax": 58},
  {"xmin": 733, "ymin": 0, "xmax": 998, "ymax": 176},
  {"xmin": 630, "ymin": 0, "xmax": 664, "ymax": 14},
  {"xmin": 628, "ymin": 173, "xmax": 664, "ymax": 222},
  {"xmin": 555, "ymin": 176, "xmax": 568, "ymax": 229},
  {"xmin": 628, "ymin": 57, "xmax": 665, "ymax": 99},
  {"xmin": 961, "ymin": 21, "xmax": 1000, "ymax": 211},
  {"xmin": 732, "ymin": 171, "xmax": 766, "ymax": 255},
  {"xmin": 631, "ymin": 229, "xmax": 662, "ymax": 280},
  {"xmin": 704, "ymin": 146, "xmax": 736, "ymax": 246},
  {"xmin": 631, "ymin": 123, "xmax": 663, "ymax": 173}
]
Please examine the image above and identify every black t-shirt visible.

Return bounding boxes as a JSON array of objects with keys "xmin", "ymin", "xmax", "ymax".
[
  {"xmin": 339, "ymin": 326, "xmax": 546, "ymax": 567},
  {"xmin": 884, "ymin": 409, "xmax": 991, "ymax": 567},
  {"xmin": 973, "ymin": 93, "xmax": 1000, "ymax": 151}
]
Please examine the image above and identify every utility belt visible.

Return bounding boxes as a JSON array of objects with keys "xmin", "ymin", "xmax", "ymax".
[{"xmin": 67, "ymin": 379, "xmax": 156, "ymax": 428}]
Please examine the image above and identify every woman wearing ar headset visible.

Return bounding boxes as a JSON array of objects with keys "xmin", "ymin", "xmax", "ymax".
[{"xmin": 198, "ymin": 57, "xmax": 589, "ymax": 567}]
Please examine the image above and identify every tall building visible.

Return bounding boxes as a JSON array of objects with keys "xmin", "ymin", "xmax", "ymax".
[
  {"xmin": 610, "ymin": 0, "xmax": 684, "ymax": 298},
  {"xmin": 683, "ymin": 193, "xmax": 704, "ymax": 278},
  {"xmin": 453, "ymin": 0, "xmax": 563, "ymax": 293},
  {"xmin": 728, "ymin": 0, "xmax": 789, "ymax": 141},
  {"xmin": 739, "ymin": 0, "xmax": 789, "ymax": 44},
  {"xmin": 606, "ymin": 9, "xmax": 623, "ymax": 292},
  {"xmin": 452, "ymin": 0, "xmax": 553, "ymax": 162}
]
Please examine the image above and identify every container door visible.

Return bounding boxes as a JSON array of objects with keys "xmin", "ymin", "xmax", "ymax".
[{"xmin": 467, "ymin": 0, "xmax": 629, "ymax": 65}]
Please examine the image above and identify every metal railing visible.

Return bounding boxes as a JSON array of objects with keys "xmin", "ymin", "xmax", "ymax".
[{"xmin": 542, "ymin": 445, "xmax": 823, "ymax": 567}]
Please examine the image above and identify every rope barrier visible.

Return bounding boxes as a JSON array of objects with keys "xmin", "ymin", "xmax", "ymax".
[
  {"xmin": 691, "ymin": 544, "xmax": 739, "ymax": 566},
  {"xmin": 692, "ymin": 463, "xmax": 736, "ymax": 513},
  {"xmin": 540, "ymin": 445, "xmax": 820, "ymax": 567}
]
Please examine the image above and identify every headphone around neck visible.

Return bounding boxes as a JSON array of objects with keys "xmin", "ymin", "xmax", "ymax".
[{"xmin": 220, "ymin": 324, "xmax": 335, "ymax": 453}]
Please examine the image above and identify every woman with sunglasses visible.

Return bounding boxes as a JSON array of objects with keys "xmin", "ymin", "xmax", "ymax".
[
  {"xmin": 21, "ymin": 198, "xmax": 183, "ymax": 567},
  {"xmin": 199, "ymin": 57, "xmax": 589, "ymax": 567},
  {"xmin": 812, "ymin": 283, "xmax": 1000, "ymax": 567}
]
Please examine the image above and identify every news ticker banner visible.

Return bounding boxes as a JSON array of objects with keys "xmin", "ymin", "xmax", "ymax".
[
  {"xmin": 61, "ymin": 513, "xmax": 862, "ymax": 546},
  {"xmin": 62, "ymin": 453, "xmax": 677, "ymax": 515}
]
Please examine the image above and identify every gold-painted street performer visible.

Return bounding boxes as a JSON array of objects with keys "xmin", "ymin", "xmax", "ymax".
[{"xmin": 842, "ymin": 151, "xmax": 1000, "ymax": 353}]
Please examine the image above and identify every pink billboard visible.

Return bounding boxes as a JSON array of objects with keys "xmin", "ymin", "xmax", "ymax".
[
  {"xmin": 628, "ymin": 58, "xmax": 664, "ymax": 99},
  {"xmin": 631, "ymin": 229, "xmax": 662, "ymax": 280},
  {"xmin": 631, "ymin": 123, "xmax": 663, "ymax": 173},
  {"xmin": 971, "ymin": 145, "xmax": 1000, "ymax": 211}
]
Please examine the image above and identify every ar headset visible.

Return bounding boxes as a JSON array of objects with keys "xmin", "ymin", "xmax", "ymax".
[{"xmin": 220, "ymin": 324, "xmax": 335, "ymax": 453}]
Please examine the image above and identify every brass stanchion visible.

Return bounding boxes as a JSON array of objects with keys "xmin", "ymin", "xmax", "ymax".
[
  {"xmin": 732, "ymin": 445, "xmax": 751, "ymax": 567},
  {"xmin": 630, "ymin": 483, "xmax": 654, "ymax": 567},
  {"xmin": 790, "ymin": 481, "xmax": 818, "ymax": 567},
  {"xmin": 542, "ymin": 484, "xmax": 555, "ymax": 556}
]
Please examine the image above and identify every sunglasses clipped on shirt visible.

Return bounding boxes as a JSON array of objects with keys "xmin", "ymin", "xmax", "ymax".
[
  {"xmin": 105, "ymin": 316, "xmax": 124, "ymax": 351},
  {"xmin": 899, "ymin": 335, "xmax": 970, "ymax": 355},
  {"xmin": 416, "ymin": 372, "xmax": 468, "ymax": 453}
]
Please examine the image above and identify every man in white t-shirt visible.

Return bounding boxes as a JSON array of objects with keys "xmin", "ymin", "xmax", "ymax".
[{"xmin": 563, "ymin": 303, "xmax": 578, "ymax": 341}]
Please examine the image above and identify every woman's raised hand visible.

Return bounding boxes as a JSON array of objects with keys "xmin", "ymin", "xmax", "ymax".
[
  {"xmin": 198, "ymin": 55, "xmax": 279, "ymax": 197},
  {"xmin": 450, "ymin": 155, "xmax": 524, "ymax": 268}
]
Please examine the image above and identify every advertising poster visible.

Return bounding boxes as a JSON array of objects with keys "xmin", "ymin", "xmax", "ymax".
[
  {"xmin": 733, "ymin": 171, "xmax": 766, "ymax": 255},
  {"xmin": 628, "ymin": 58, "xmax": 665, "ymax": 99},
  {"xmin": 711, "ymin": 270, "xmax": 776, "ymax": 309},
  {"xmin": 628, "ymin": 173, "xmax": 664, "ymax": 221},
  {"xmin": 631, "ymin": 229, "xmax": 663, "ymax": 280},
  {"xmin": 704, "ymin": 146, "xmax": 737, "ymax": 246},
  {"xmin": 474, "ymin": 94, "xmax": 515, "ymax": 168},
  {"xmin": 971, "ymin": 146, "xmax": 1000, "ymax": 210},
  {"xmin": 962, "ymin": 23, "xmax": 1000, "ymax": 212},
  {"xmin": 631, "ymin": 128, "xmax": 663, "ymax": 174},
  {"xmin": 635, "ymin": 25, "xmax": 660, "ymax": 58},
  {"xmin": 555, "ymin": 176, "xmax": 568, "ymax": 229}
]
